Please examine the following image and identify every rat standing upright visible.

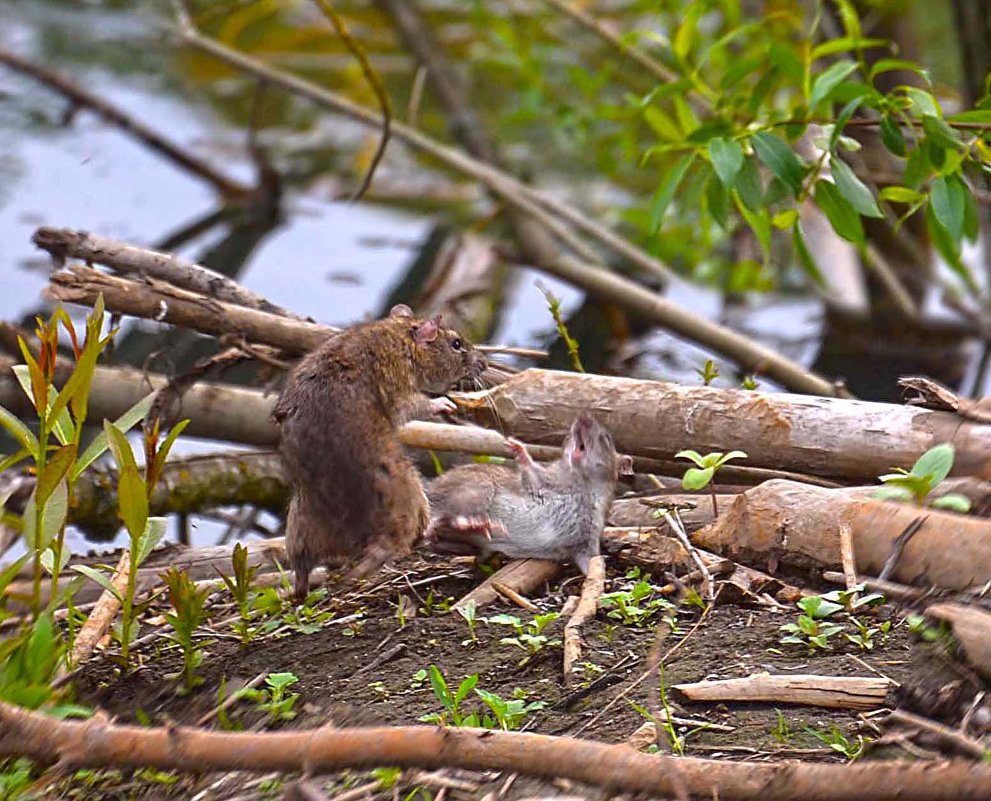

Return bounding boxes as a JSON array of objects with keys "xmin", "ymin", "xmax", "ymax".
[
  {"xmin": 273, "ymin": 305, "xmax": 486, "ymax": 600},
  {"xmin": 425, "ymin": 414, "xmax": 633, "ymax": 574}
]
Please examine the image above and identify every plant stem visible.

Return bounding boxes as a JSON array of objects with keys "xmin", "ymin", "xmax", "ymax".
[
  {"xmin": 31, "ymin": 413, "xmax": 48, "ymax": 621},
  {"xmin": 709, "ymin": 484, "xmax": 719, "ymax": 518}
]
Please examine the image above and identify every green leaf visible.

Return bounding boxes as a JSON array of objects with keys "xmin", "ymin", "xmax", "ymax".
[
  {"xmin": 931, "ymin": 493, "xmax": 971, "ymax": 514},
  {"xmin": 812, "ymin": 37, "xmax": 887, "ymax": 59},
  {"xmin": 911, "ymin": 443, "xmax": 954, "ymax": 485},
  {"xmin": 733, "ymin": 193, "xmax": 772, "ymax": 258},
  {"xmin": 41, "ymin": 480, "xmax": 68, "ymax": 550},
  {"xmin": 682, "ymin": 466, "xmax": 715, "ymax": 490},
  {"xmin": 118, "ymin": 464, "xmax": 148, "ymax": 542},
  {"xmin": 809, "ymin": 61, "xmax": 858, "ymax": 109},
  {"xmin": 792, "ymin": 221, "xmax": 826, "ymax": 287},
  {"xmin": 675, "ymin": 449, "xmax": 705, "ymax": 467},
  {"xmin": 673, "ymin": 4, "xmax": 701, "ymax": 60},
  {"xmin": 930, "ymin": 175, "xmax": 966, "ymax": 243},
  {"xmin": 0, "ymin": 406, "xmax": 39, "ymax": 458},
  {"xmin": 0, "ymin": 448, "xmax": 30, "ymax": 476},
  {"xmin": 104, "ymin": 420, "xmax": 138, "ymax": 474},
  {"xmin": 905, "ymin": 89, "xmax": 941, "ymax": 119},
  {"xmin": 903, "ymin": 146, "xmax": 931, "ymax": 190},
  {"xmin": 831, "ymin": 158, "xmax": 883, "ymax": 218},
  {"xmin": 35, "ymin": 444, "xmax": 76, "ymax": 508},
  {"xmin": 869, "ymin": 59, "xmax": 929, "ymax": 82},
  {"xmin": 643, "ymin": 107, "xmax": 681, "ymax": 142},
  {"xmin": 716, "ymin": 450, "xmax": 748, "ymax": 466},
  {"xmin": 136, "ymin": 517, "xmax": 168, "ymax": 566},
  {"xmin": 815, "ymin": 180, "xmax": 864, "ymax": 245},
  {"xmin": 71, "ymin": 564, "xmax": 123, "ymax": 603},
  {"xmin": 922, "ymin": 114, "xmax": 963, "ymax": 151},
  {"xmin": 72, "ymin": 392, "xmax": 155, "ymax": 481},
  {"xmin": 880, "ymin": 116, "xmax": 906, "ymax": 157},
  {"xmin": 428, "ymin": 664, "xmax": 450, "ymax": 706},
  {"xmin": 751, "ymin": 132, "xmax": 807, "ymax": 197},
  {"xmin": 708, "ymin": 137, "xmax": 744, "ymax": 189},
  {"xmin": 648, "ymin": 154, "xmax": 694, "ymax": 234},
  {"xmin": 879, "ymin": 186, "xmax": 924, "ymax": 205},
  {"xmin": 454, "ymin": 673, "xmax": 479, "ymax": 706},
  {"xmin": 948, "ymin": 110, "xmax": 991, "ymax": 123},
  {"xmin": 735, "ymin": 156, "xmax": 764, "ymax": 212},
  {"xmin": 705, "ymin": 174, "xmax": 729, "ymax": 228},
  {"xmin": 926, "ymin": 203, "xmax": 977, "ymax": 292}
]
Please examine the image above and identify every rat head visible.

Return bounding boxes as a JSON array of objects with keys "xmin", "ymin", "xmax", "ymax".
[
  {"xmin": 390, "ymin": 305, "xmax": 487, "ymax": 394},
  {"xmin": 562, "ymin": 413, "xmax": 634, "ymax": 483}
]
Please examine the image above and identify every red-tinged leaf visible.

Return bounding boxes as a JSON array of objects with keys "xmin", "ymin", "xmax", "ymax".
[{"xmin": 17, "ymin": 337, "xmax": 48, "ymax": 417}]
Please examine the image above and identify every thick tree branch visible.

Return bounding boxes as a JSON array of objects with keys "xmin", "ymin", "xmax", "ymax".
[
  {"xmin": 0, "ymin": 704, "xmax": 989, "ymax": 800},
  {"xmin": 33, "ymin": 227, "xmax": 301, "ymax": 319}
]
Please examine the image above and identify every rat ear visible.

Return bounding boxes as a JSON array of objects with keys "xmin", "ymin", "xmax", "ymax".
[
  {"xmin": 413, "ymin": 317, "xmax": 440, "ymax": 346},
  {"xmin": 618, "ymin": 454, "xmax": 634, "ymax": 476},
  {"xmin": 389, "ymin": 304, "xmax": 414, "ymax": 319}
]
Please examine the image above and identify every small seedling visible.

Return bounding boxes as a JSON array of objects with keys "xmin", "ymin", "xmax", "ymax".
[
  {"xmin": 457, "ymin": 599, "xmax": 481, "ymax": 645},
  {"xmin": 475, "ymin": 687, "xmax": 547, "ymax": 731},
  {"xmin": 537, "ymin": 280, "xmax": 584, "ymax": 373},
  {"xmin": 696, "ymin": 358, "xmax": 719, "ymax": 385},
  {"xmin": 771, "ymin": 709, "xmax": 793, "ymax": 744},
  {"xmin": 600, "ymin": 582, "xmax": 676, "ymax": 628},
  {"xmin": 845, "ymin": 618, "xmax": 891, "ymax": 651},
  {"xmin": 873, "ymin": 443, "xmax": 971, "ymax": 512},
  {"xmin": 779, "ymin": 595, "xmax": 845, "ymax": 651},
  {"xmin": 217, "ymin": 543, "xmax": 259, "ymax": 646},
  {"xmin": 741, "ymin": 375, "xmax": 759, "ymax": 390},
  {"xmin": 161, "ymin": 566, "xmax": 212, "ymax": 693},
  {"xmin": 239, "ymin": 672, "xmax": 301, "ymax": 725},
  {"xmin": 805, "ymin": 725, "xmax": 866, "ymax": 760},
  {"xmin": 410, "ymin": 669, "xmax": 428, "ymax": 690},
  {"xmin": 395, "ymin": 593, "xmax": 415, "ymax": 628},
  {"xmin": 820, "ymin": 584, "xmax": 885, "ymax": 614},
  {"xmin": 629, "ymin": 665, "xmax": 707, "ymax": 756},
  {"xmin": 674, "ymin": 449, "xmax": 747, "ymax": 516},
  {"xmin": 906, "ymin": 614, "xmax": 953, "ymax": 645},
  {"xmin": 419, "ymin": 664, "xmax": 480, "ymax": 727},
  {"xmin": 488, "ymin": 612, "xmax": 561, "ymax": 662},
  {"xmin": 418, "ymin": 589, "xmax": 453, "ymax": 616}
]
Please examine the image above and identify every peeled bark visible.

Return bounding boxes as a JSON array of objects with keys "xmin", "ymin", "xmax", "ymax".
[{"xmin": 694, "ymin": 480, "xmax": 991, "ymax": 591}]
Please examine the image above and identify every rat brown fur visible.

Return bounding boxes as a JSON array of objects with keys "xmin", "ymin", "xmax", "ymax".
[
  {"xmin": 425, "ymin": 414, "xmax": 633, "ymax": 574},
  {"xmin": 273, "ymin": 305, "xmax": 485, "ymax": 599}
]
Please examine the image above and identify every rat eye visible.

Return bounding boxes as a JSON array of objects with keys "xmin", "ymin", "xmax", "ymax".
[{"xmin": 450, "ymin": 337, "xmax": 463, "ymax": 351}]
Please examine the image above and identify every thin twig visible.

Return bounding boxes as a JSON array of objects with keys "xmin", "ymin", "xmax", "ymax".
[{"xmin": 311, "ymin": 0, "xmax": 391, "ymax": 200}]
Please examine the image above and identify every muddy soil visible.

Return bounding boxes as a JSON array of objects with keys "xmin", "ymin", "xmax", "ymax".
[{"xmin": 61, "ymin": 552, "xmax": 969, "ymax": 800}]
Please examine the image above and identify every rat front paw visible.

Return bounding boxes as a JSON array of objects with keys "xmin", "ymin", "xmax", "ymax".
[{"xmin": 428, "ymin": 396, "xmax": 457, "ymax": 416}]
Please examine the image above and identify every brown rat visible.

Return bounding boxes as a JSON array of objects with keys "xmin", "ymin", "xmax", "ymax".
[
  {"xmin": 273, "ymin": 304, "xmax": 486, "ymax": 599},
  {"xmin": 425, "ymin": 414, "xmax": 633, "ymax": 574}
]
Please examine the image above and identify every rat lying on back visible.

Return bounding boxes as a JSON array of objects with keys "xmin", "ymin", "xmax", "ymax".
[
  {"xmin": 425, "ymin": 414, "xmax": 633, "ymax": 574},
  {"xmin": 273, "ymin": 305, "xmax": 485, "ymax": 599}
]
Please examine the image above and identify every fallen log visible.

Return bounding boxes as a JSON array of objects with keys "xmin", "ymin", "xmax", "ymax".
[
  {"xmin": 671, "ymin": 674, "xmax": 892, "ymax": 711},
  {"xmin": 926, "ymin": 604, "xmax": 991, "ymax": 681},
  {"xmin": 1, "ymin": 703, "xmax": 989, "ymax": 800},
  {"xmin": 456, "ymin": 370, "xmax": 991, "ymax": 482},
  {"xmin": 694, "ymin": 480, "xmax": 991, "ymax": 591}
]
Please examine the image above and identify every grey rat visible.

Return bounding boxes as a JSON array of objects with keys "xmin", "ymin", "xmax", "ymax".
[
  {"xmin": 273, "ymin": 304, "xmax": 486, "ymax": 600},
  {"xmin": 425, "ymin": 414, "xmax": 633, "ymax": 574}
]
